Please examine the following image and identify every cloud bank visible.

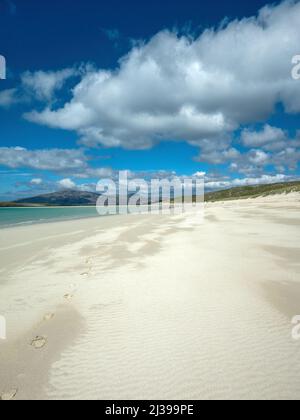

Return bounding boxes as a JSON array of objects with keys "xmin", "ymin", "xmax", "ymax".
[
  {"xmin": 24, "ymin": 0, "xmax": 300, "ymax": 158},
  {"xmin": 0, "ymin": 147, "xmax": 88, "ymax": 172}
]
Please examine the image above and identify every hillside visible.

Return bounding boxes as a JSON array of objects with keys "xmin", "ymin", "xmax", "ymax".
[
  {"xmin": 205, "ymin": 181, "xmax": 300, "ymax": 202},
  {"xmin": 0, "ymin": 189, "xmax": 145, "ymax": 207},
  {"xmin": 3, "ymin": 190, "xmax": 101, "ymax": 207}
]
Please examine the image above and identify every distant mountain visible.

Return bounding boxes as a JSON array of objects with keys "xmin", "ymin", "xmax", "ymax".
[
  {"xmin": 14, "ymin": 190, "xmax": 101, "ymax": 207},
  {"xmin": 0, "ymin": 189, "xmax": 148, "ymax": 207}
]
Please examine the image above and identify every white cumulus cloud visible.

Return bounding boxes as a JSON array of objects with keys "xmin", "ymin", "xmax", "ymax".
[
  {"xmin": 21, "ymin": 68, "xmax": 78, "ymax": 102},
  {"xmin": 205, "ymin": 174, "xmax": 293, "ymax": 190},
  {"xmin": 0, "ymin": 147, "xmax": 88, "ymax": 172},
  {"xmin": 58, "ymin": 178, "xmax": 76, "ymax": 189},
  {"xmin": 30, "ymin": 178, "xmax": 43, "ymax": 185},
  {"xmin": 241, "ymin": 125, "xmax": 287, "ymax": 148},
  {"xmin": 23, "ymin": 0, "xmax": 300, "ymax": 155},
  {"xmin": 0, "ymin": 89, "xmax": 19, "ymax": 108}
]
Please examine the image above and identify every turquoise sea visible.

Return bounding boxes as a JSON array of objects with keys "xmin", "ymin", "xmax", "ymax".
[{"xmin": 0, "ymin": 207, "xmax": 100, "ymax": 229}]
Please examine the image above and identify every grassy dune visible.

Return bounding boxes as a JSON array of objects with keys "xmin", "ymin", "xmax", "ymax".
[{"xmin": 205, "ymin": 181, "xmax": 300, "ymax": 202}]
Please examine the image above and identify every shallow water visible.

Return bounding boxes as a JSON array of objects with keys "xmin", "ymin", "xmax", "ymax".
[{"xmin": 0, "ymin": 207, "xmax": 100, "ymax": 228}]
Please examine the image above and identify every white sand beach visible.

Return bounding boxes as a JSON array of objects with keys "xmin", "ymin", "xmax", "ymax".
[{"xmin": 0, "ymin": 194, "xmax": 300, "ymax": 400}]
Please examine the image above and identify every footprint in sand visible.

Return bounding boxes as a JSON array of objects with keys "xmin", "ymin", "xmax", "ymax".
[
  {"xmin": 81, "ymin": 265, "xmax": 93, "ymax": 277},
  {"xmin": 64, "ymin": 293, "xmax": 74, "ymax": 301},
  {"xmin": 0, "ymin": 389, "xmax": 18, "ymax": 400},
  {"xmin": 43, "ymin": 313, "xmax": 55, "ymax": 322},
  {"xmin": 30, "ymin": 336, "xmax": 47, "ymax": 349},
  {"xmin": 81, "ymin": 258, "xmax": 94, "ymax": 276}
]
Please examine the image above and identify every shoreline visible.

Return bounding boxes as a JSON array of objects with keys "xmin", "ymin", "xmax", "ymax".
[
  {"xmin": 0, "ymin": 204, "xmax": 181, "ymax": 230},
  {"xmin": 0, "ymin": 213, "xmax": 102, "ymax": 231},
  {"xmin": 0, "ymin": 205, "xmax": 99, "ymax": 208}
]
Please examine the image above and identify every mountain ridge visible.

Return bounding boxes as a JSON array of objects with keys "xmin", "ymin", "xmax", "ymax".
[{"xmin": 0, "ymin": 181, "xmax": 300, "ymax": 207}]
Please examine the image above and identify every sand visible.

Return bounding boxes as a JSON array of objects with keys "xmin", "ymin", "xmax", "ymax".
[{"xmin": 0, "ymin": 193, "xmax": 300, "ymax": 400}]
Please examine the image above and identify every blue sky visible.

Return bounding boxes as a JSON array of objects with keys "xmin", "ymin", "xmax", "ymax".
[{"xmin": 0, "ymin": 0, "xmax": 300, "ymax": 200}]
